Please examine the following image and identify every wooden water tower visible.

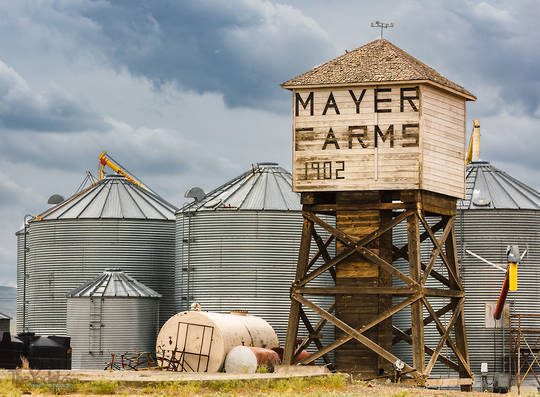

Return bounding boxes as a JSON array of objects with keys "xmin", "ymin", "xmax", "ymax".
[{"xmin": 281, "ymin": 39, "xmax": 476, "ymax": 389}]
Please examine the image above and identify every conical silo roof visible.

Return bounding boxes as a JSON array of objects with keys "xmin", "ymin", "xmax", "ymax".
[
  {"xmin": 35, "ymin": 174, "xmax": 177, "ymax": 220},
  {"xmin": 181, "ymin": 163, "xmax": 301, "ymax": 212},
  {"xmin": 459, "ymin": 161, "xmax": 540, "ymax": 210},
  {"xmin": 67, "ymin": 269, "xmax": 161, "ymax": 298}
]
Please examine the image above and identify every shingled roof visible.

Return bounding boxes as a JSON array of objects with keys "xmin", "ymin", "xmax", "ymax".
[{"xmin": 282, "ymin": 39, "xmax": 475, "ymax": 100}]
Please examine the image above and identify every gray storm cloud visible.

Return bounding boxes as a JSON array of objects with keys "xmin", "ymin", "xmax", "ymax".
[{"xmin": 0, "ymin": 59, "xmax": 107, "ymax": 132}]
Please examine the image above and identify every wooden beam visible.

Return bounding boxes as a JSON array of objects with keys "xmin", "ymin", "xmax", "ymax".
[
  {"xmin": 392, "ymin": 301, "xmax": 455, "ymax": 345},
  {"xmin": 422, "ymin": 297, "xmax": 473, "ymax": 378},
  {"xmin": 425, "ymin": 378, "xmax": 474, "ymax": 387},
  {"xmin": 295, "ymin": 286, "xmax": 416, "ymax": 295},
  {"xmin": 299, "ymin": 246, "xmax": 356, "ymax": 286},
  {"xmin": 303, "ymin": 211, "xmax": 356, "ymax": 246},
  {"xmin": 357, "ymin": 246, "xmax": 419, "ymax": 287},
  {"xmin": 283, "ymin": 218, "xmax": 313, "ymax": 365},
  {"xmin": 392, "ymin": 326, "xmax": 459, "ymax": 371},
  {"xmin": 417, "ymin": 211, "xmax": 462, "ymax": 290},
  {"xmin": 407, "ymin": 212, "xmax": 425, "ymax": 375},
  {"xmin": 355, "ymin": 209, "xmax": 413, "ymax": 248},
  {"xmin": 423, "ymin": 288, "xmax": 464, "ymax": 298},
  {"xmin": 424, "ymin": 298, "xmax": 464, "ymax": 377},
  {"xmin": 294, "ymin": 293, "xmax": 420, "ymax": 375},
  {"xmin": 296, "ymin": 303, "xmax": 335, "ymax": 353},
  {"xmin": 306, "ymin": 235, "xmax": 334, "ymax": 272},
  {"xmin": 392, "ymin": 219, "xmax": 445, "ymax": 262},
  {"xmin": 298, "ymin": 308, "xmax": 331, "ymax": 366},
  {"xmin": 420, "ymin": 262, "xmax": 451, "ymax": 287},
  {"xmin": 420, "ymin": 216, "xmax": 454, "ymax": 285},
  {"xmin": 305, "ymin": 202, "xmax": 415, "ymax": 212}
]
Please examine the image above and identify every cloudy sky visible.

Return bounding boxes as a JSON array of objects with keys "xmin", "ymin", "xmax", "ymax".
[{"xmin": 0, "ymin": 0, "xmax": 539, "ymax": 287}]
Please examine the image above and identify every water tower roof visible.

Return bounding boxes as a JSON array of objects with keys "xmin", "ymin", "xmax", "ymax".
[{"xmin": 282, "ymin": 39, "xmax": 475, "ymax": 100}]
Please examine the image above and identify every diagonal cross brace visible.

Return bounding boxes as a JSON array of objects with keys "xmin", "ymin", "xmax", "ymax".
[
  {"xmin": 422, "ymin": 297, "xmax": 473, "ymax": 378},
  {"xmin": 293, "ymin": 292, "xmax": 421, "ymax": 377},
  {"xmin": 417, "ymin": 212, "xmax": 462, "ymax": 289},
  {"xmin": 424, "ymin": 298, "xmax": 465, "ymax": 377},
  {"xmin": 420, "ymin": 216, "xmax": 454, "ymax": 285}
]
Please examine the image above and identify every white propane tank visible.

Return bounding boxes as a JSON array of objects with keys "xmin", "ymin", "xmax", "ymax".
[
  {"xmin": 156, "ymin": 310, "xmax": 279, "ymax": 372},
  {"xmin": 224, "ymin": 346, "xmax": 258, "ymax": 373}
]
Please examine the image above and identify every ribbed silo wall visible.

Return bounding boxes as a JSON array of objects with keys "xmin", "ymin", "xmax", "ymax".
[
  {"xmin": 16, "ymin": 231, "xmax": 24, "ymax": 332},
  {"xmin": 394, "ymin": 210, "xmax": 540, "ymax": 384},
  {"xmin": 23, "ymin": 219, "xmax": 174, "ymax": 336},
  {"xmin": 457, "ymin": 210, "xmax": 540, "ymax": 383},
  {"xmin": 67, "ymin": 297, "xmax": 159, "ymax": 369},
  {"xmin": 175, "ymin": 210, "xmax": 335, "ymax": 357}
]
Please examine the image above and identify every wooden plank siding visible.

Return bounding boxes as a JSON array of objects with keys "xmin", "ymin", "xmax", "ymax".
[
  {"xmin": 420, "ymin": 85, "xmax": 466, "ymax": 198},
  {"xmin": 293, "ymin": 86, "xmax": 421, "ymax": 192},
  {"xmin": 291, "ymin": 84, "xmax": 467, "ymax": 199}
]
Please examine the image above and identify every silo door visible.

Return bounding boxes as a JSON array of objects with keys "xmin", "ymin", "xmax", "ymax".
[{"xmin": 89, "ymin": 298, "xmax": 103, "ymax": 354}]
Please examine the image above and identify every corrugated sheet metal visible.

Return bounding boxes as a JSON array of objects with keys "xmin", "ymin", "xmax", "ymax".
[
  {"xmin": 67, "ymin": 296, "xmax": 159, "ymax": 369},
  {"xmin": 460, "ymin": 162, "xmax": 540, "ymax": 210},
  {"xmin": 393, "ymin": 209, "xmax": 540, "ymax": 386},
  {"xmin": 67, "ymin": 269, "xmax": 161, "ymax": 298},
  {"xmin": 182, "ymin": 163, "xmax": 300, "ymax": 212},
  {"xmin": 175, "ymin": 210, "xmax": 335, "ymax": 360},
  {"xmin": 36, "ymin": 175, "xmax": 177, "ymax": 220},
  {"xmin": 16, "ymin": 232, "xmax": 24, "ymax": 332},
  {"xmin": 19, "ymin": 219, "xmax": 175, "ymax": 335}
]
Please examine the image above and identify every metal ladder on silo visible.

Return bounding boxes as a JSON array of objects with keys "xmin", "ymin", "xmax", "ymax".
[{"xmin": 89, "ymin": 297, "xmax": 103, "ymax": 354}]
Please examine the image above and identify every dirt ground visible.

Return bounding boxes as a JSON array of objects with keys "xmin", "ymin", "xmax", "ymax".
[{"xmin": 0, "ymin": 369, "xmax": 529, "ymax": 397}]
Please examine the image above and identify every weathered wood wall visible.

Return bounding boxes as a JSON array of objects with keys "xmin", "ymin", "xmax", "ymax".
[
  {"xmin": 334, "ymin": 191, "xmax": 392, "ymax": 375},
  {"xmin": 420, "ymin": 85, "xmax": 466, "ymax": 198},
  {"xmin": 291, "ymin": 84, "xmax": 467, "ymax": 199}
]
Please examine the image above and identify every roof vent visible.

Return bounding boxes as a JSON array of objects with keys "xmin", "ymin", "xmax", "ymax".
[
  {"xmin": 47, "ymin": 194, "xmax": 65, "ymax": 205},
  {"xmin": 185, "ymin": 187, "xmax": 205, "ymax": 202}
]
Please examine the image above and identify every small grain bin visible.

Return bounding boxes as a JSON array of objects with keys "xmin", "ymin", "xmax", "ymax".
[
  {"xmin": 175, "ymin": 163, "xmax": 334, "ymax": 352},
  {"xmin": 16, "ymin": 174, "xmax": 176, "ymax": 336},
  {"xmin": 156, "ymin": 310, "xmax": 278, "ymax": 372},
  {"xmin": 67, "ymin": 269, "xmax": 161, "ymax": 369},
  {"xmin": 0, "ymin": 313, "xmax": 11, "ymax": 333}
]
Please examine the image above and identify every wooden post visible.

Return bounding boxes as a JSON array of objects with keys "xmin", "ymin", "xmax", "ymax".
[
  {"xmin": 407, "ymin": 210, "xmax": 425, "ymax": 379},
  {"xmin": 283, "ymin": 215, "xmax": 313, "ymax": 364},
  {"xmin": 335, "ymin": 191, "xmax": 392, "ymax": 376}
]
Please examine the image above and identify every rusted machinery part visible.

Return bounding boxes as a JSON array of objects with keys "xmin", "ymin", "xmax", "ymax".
[
  {"xmin": 246, "ymin": 346, "xmax": 281, "ymax": 366},
  {"xmin": 494, "ymin": 270, "xmax": 510, "ymax": 320},
  {"xmin": 271, "ymin": 346, "xmax": 313, "ymax": 365}
]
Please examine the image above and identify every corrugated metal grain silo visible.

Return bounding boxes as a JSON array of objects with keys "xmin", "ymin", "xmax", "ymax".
[
  {"xmin": 67, "ymin": 269, "xmax": 161, "ymax": 369},
  {"xmin": 393, "ymin": 161, "xmax": 540, "ymax": 384},
  {"xmin": 16, "ymin": 174, "xmax": 176, "ymax": 336},
  {"xmin": 175, "ymin": 163, "xmax": 334, "ymax": 352},
  {"xmin": 457, "ymin": 161, "xmax": 540, "ymax": 381}
]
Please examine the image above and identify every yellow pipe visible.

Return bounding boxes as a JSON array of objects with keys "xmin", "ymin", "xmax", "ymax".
[{"xmin": 98, "ymin": 151, "xmax": 145, "ymax": 189}]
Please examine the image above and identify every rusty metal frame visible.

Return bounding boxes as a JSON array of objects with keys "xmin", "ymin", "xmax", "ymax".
[{"xmin": 509, "ymin": 313, "xmax": 540, "ymax": 394}]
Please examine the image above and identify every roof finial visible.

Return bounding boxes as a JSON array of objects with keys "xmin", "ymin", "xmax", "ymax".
[{"xmin": 371, "ymin": 21, "xmax": 394, "ymax": 39}]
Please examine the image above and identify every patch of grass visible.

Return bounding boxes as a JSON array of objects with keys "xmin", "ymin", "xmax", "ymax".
[
  {"xmin": 392, "ymin": 391, "xmax": 409, "ymax": 397},
  {"xmin": 0, "ymin": 378, "xmax": 23, "ymax": 397},
  {"xmin": 76, "ymin": 379, "xmax": 117, "ymax": 395}
]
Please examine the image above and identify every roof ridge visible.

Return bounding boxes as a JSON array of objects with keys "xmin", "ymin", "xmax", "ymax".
[{"xmin": 282, "ymin": 38, "xmax": 474, "ymax": 99}]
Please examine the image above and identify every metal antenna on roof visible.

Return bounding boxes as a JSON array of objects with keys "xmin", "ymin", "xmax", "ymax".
[{"xmin": 371, "ymin": 21, "xmax": 394, "ymax": 39}]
